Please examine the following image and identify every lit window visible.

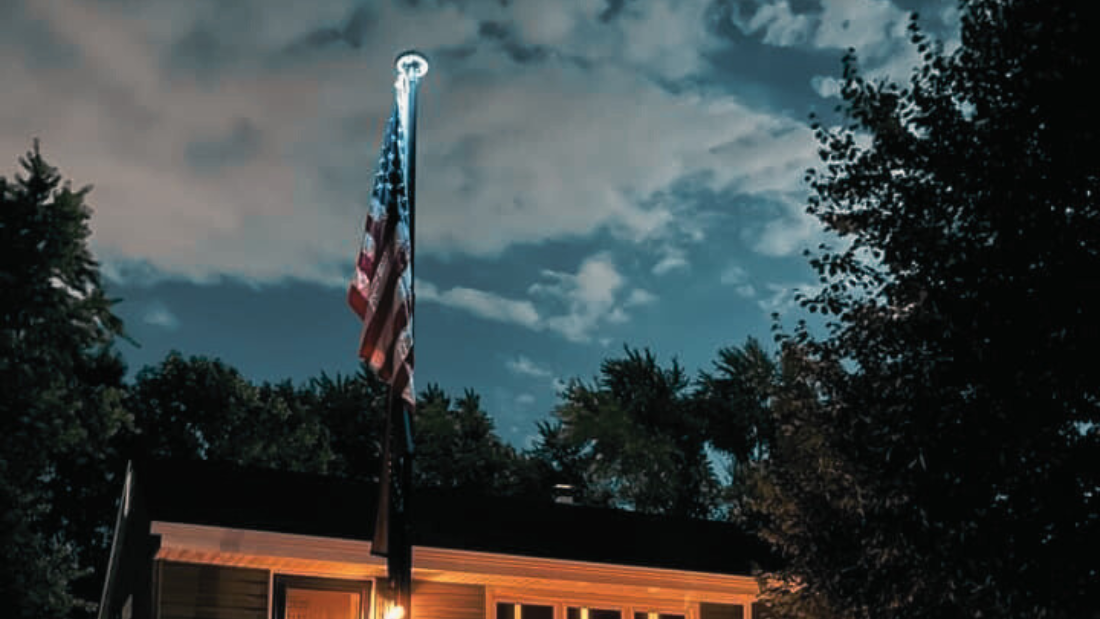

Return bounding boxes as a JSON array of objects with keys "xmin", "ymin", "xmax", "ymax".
[{"xmin": 274, "ymin": 576, "xmax": 371, "ymax": 619}]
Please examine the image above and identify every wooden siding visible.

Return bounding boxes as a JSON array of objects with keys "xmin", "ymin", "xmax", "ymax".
[
  {"xmin": 158, "ymin": 561, "xmax": 268, "ymax": 619},
  {"xmin": 699, "ymin": 603, "xmax": 743, "ymax": 619},
  {"xmin": 412, "ymin": 581, "xmax": 485, "ymax": 619}
]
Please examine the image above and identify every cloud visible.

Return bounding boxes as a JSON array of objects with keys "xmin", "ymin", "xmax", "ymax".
[
  {"xmin": 506, "ymin": 355, "xmax": 552, "ymax": 379},
  {"xmin": 184, "ymin": 118, "xmax": 263, "ymax": 174},
  {"xmin": 720, "ymin": 263, "xmax": 747, "ymax": 285},
  {"xmin": 730, "ymin": 0, "xmax": 815, "ymax": 47},
  {"xmin": 733, "ymin": 0, "xmax": 961, "ymax": 89},
  {"xmin": 758, "ymin": 281, "xmax": 820, "ymax": 315},
  {"xmin": 810, "ymin": 75, "xmax": 842, "ymax": 99},
  {"xmin": 422, "ymin": 58, "xmax": 815, "ymax": 258},
  {"xmin": 751, "ymin": 204, "xmax": 820, "ymax": 257},
  {"xmin": 615, "ymin": 0, "xmax": 718, "ymax": 79},
  {"xmin": 732, "ymin": 0, "xmax": 908, "ymax": 58},
  {"xmin": 142, "ymin": 301, "xmax": 180, "ymax": 331},
  {"xmin": 552, "ymin": 377, "xmax": 569, "ymax": 394},
  {"xmin": 652, "ymin": 245, "xmax": 690, "ymax": 275},
  {"xmin": 417, "ymin": 280, "xmax": 540, "ymax": 329},
  {"xmin": 1, "ymin": 0, "xmax": 820, "ymax": 285},
  {"xmin": 531, "ymin": 253, "xmax": 632, "ymax": 343},
  {"xmin": 624, "ymin": 288, "xmax": 657, "ymax": 307},
  {"xmin": 419, "ymin": 253, "xmax": 647, "ymax": 344},
  {"xmin": 813, "ymin": 0, "xmax": 908, "ymax": 56},
  {"xmin": 720, "ymin": 263, "xmax": 757, "ymax": 298},
  {"xmin": 735, "ymin": 283, "xmax": 757, "ymax": 298}
]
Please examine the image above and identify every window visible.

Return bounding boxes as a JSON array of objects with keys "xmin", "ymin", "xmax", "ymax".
[
  {"xmin": 274, "ymin": 576, "xmax": 371, "ymax": 619},
  {"xmin": 634, "ymin": 612, "xmax": 685, "ymax": 619},
  {"xmin": 567, "ymin": 607, "xmax": 621, "ymax": 619},
  {"xmin": 497, "ymin": 603, "xmax": 555, "ymax": 619},
  {"xmin": 491, "ymin": 595, "xmax": 689, "ymax": 619}
]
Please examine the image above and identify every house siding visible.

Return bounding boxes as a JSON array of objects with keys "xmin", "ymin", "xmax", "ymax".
[
  {"xmin": 158, "ymin": 561, "xmax": 269, "ymax": 619},
  {"xmin": 412, "ymin": 581, "xmax": 486, "ymax": 619},
  {"xmin": 699, "ymin": 603, "xmax": 744, "ymax": 619}
]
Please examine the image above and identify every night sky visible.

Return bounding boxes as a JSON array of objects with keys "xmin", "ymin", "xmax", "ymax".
[{"xmin": 2, "ymin": 0, "xmax": 960, "ymax": 446}]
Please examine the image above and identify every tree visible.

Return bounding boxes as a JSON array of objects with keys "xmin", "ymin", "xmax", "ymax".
[
  {"xmin": 125, "ymin": 352, "xmax": 334, "ymax": 473},
  {"xmin": 527, "ymin": 418, "xmax": 615, "ymax": 508},
  {"xmin": 697, "ymin": 338, "xmax": 778, "ymax": 473},
  {"xmin": 696, "ymin": 337, "xmax": 780, "ymax": 519},
  {"xmin": 301, "ymin": 367, "xmax": 389, "ymax": 480},
  {"xmin": 547, "ymin": 347, "xmax": 719, "ymax": 518},
  {"xmin": 749, "ymin": 2, "xmax": 1099, "ymax": 619},
  {"xmin": 0, "ymin": 142, "xmax": 131, "ymax": 619},
  {"xmin": 414, "ymin": 384, "xmax": 537, "ymax": 496}
]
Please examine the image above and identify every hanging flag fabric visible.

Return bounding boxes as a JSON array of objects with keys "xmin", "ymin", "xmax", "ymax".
[{"xmin": 348, "ymin": 106, "xmax": 415, "ymax": 406}]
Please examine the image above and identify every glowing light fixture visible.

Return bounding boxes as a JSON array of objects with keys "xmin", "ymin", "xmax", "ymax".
[
  {"xmin": 385, "ymin": 604, "xmax": 406, "ymax": 619},
  {"xmin": 395, "ymin": 51, "xmax": 430, "ymax": 80}
]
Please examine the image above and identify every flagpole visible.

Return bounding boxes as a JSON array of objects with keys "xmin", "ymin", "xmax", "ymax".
[
  {"xmin": 390, "ymin": 49, "xmax": 427, "ymax": 619},
  {"xmin": 396, "ymin": 50, "xmax": 428, "ymax": 278}
]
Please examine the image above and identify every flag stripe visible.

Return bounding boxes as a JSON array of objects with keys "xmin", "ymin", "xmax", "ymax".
[
  {"xmin": 348, "ymin": 105, "xmax": 415, "ymax": 407},
  {"xmin": 359, "ymin": 253, "xmax": 407, "ymax": 375}
]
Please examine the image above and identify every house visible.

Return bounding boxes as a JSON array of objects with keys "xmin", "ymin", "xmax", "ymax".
[{"xmin": 98, "ymin": 459, "xmax": 770, "ymax": 619}]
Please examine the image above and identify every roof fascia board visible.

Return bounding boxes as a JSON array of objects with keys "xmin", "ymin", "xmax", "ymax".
[{"xmin": 151, "ymin": 522, "xmax": 758, "ymax": 598}]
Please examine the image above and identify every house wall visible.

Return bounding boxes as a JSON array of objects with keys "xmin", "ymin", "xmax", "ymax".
[
  {"xmin": 155, "ymin": 561, "xmax": 488, "ymax": 619},
  {"xmin": 148, "ymin": 525, "xmax": 758, "ymax": 619},
  {"xmin": 412, "ymin": 582, "xmax": 486, "ymax": 619},
  {"xmin": 158, "ymin": 562, "xmax": 269, "ymax": 619},
  {"xmin": 700, "ymin": 603, "xmax": 744, "ymax": 619},
  {"xmin": 99, "ymin": 465, "xmax": 160, "ymax": 619},
  {"xmin": 153, "ymin": 560, "xmax": 751, "ymax": 619}
]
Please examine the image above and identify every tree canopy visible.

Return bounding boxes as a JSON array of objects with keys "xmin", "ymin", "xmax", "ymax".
[
  {"xmin": 750, "ymin": 2, "xmax": 1099, "ymax": 618},
  {"xmin": 541, "ymin": 341, "xmax": 780, "ymax": 519},
  {"xmin": 0, "ymin": 142, "xmax": 131, "ymax": 619}
]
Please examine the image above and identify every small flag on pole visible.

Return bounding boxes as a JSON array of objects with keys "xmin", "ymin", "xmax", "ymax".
[{"xmin": 348, "ymin": 106, "xmax": 415, "ymax": 406}]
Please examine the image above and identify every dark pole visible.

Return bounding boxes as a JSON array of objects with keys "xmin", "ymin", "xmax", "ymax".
[
  {"xmin": 391, "ymin": 49, "xmax": 427, "ymax": 619},
  {"xmin": 396, "ymin": 50, "xmax": 427, "ymax": 279}
]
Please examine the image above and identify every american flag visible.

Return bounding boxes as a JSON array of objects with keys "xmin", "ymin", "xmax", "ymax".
[{"xmin": 348, "ymin": 105, "xmax": 414, "ymax": 406}]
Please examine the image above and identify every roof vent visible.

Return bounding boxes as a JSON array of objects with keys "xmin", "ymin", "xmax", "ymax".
[{"xmin": 553, "ymin": 483, "xmax": 575, "ymax": 505}]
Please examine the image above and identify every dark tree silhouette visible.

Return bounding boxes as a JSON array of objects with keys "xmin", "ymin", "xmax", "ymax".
[
  {"xmin": 125, "ymin": 352, "xmax": 334, "ymax": 472},
  {"xmin": 697, "ymin": 338, "xmax": 778, "ymax": 473},
  {"xmin": 414, "ymin": 384, "xmax": 538, "ymax": 497},
  {"xmin": 0, "ymin": 142, "xmax": 130, "ymax": 619},
  {"xmin": 750, "ymin": 2, "xmax": 1099, "ymax": 619},
  {"xmin": 301, "ymin": 368, "xmax": 389, "ymax": 480},
  {"xmin": 547, "ymin": 347, "xmax": 719, "ymax": 518}
]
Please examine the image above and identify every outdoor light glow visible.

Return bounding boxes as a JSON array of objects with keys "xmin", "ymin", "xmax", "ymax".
[
  {"xmin": 395, "ymin": 51, "xmax": 429, "ymax": 79},
  {"xmin": 385, "ymin": 604, "xmax": 406, "ymax": 619}
]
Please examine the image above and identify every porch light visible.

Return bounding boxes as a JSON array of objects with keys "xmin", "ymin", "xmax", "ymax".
[{"xmin": 385, "ymin": 604, "xmax": 406, "ymax": 619}]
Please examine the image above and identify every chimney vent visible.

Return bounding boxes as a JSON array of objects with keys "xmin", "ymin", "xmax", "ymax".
[{"xmin": 553, "ymin": 483, "xmax": 575, "ymax": 505}]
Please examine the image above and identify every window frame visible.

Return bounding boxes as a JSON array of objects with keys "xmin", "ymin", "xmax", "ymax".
[
  {"xmin": 488, "ymin": 590, "xmax": 695, "ymax": 619},
  {"xmin": 630, "ymin": 610, "xmax": 690, "ymax": 619},
  {"xmin": 272, "ymin": 574, "xmax": 373, "ymax": 619}
]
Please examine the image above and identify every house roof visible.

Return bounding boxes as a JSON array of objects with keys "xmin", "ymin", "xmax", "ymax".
[{"xmin": 135, "ymin": 458, "xmax": 772, "ymax": 576}]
